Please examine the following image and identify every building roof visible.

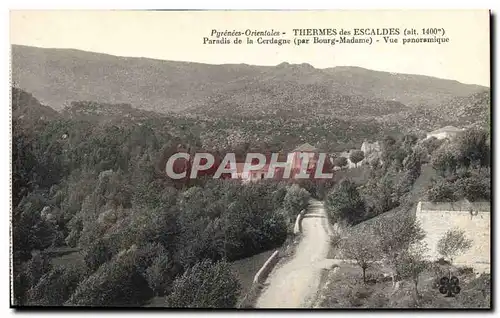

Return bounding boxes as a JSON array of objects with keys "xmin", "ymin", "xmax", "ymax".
[
  {"xmin": 292, "ymin": 143, "xmax": 319, "ymax": 152},
  {"xmin": 420, "ymin": 200, "xmax": 491, "ymax": 212},
  {"xmin": 428, "ymin": 126, "xmax": 464, "ymax": 135}
]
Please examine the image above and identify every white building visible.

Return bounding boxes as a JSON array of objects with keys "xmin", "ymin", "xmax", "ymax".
[{"xmin": 426, "ymin": 126, "xmax": 465, "ymax": 140}]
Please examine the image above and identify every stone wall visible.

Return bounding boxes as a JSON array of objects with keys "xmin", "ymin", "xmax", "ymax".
[{"xmin": 415, "ymin": 201, "xmax": 490, "ymax": 273}]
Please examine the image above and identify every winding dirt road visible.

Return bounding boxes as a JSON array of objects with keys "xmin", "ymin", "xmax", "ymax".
[{"xmin": 255, "ymin": 199, "xmax": 334, "ymax": 308}]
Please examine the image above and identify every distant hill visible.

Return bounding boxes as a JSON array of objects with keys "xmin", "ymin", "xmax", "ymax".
[
  {"xmin": 11, "ymin": 45, "xmax": 487, "ymax": 119},
  {"xmin": 435, "ymin": 90, "xmax": 491, "ymax": 128},
  {"xmin": 12, "ymin": 87, "xmax": 60, "ymax": 131},
  {"xmin": 375, "ymin": 90, "xmax": 491, "ymax": 133}
]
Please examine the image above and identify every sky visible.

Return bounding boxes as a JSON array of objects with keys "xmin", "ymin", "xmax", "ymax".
[{"xmin": 10, "ymin": 10, "xmax": 490, "ymax": 86}]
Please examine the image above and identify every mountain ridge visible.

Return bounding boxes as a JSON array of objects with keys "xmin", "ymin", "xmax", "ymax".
[
  {"xmin": 10, "ymin": 44, "xmax": 490, "ymax": 87},
  {"xmin": 12, "ymin": 44, "xmax": 488, "ymax": 118}
]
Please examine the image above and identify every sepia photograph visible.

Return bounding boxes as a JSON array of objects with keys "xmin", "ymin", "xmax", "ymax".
[{"xmin": 9, "ymin": 9, "xmax": 491, "ymax": 309}]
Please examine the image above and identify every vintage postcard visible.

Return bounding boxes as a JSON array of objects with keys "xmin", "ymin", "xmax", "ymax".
[{"xmin": 10, "ymin": 10, "xmax": 491, "ymax": 309}]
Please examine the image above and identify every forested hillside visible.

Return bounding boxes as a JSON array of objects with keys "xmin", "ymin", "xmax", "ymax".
[{"xmin": 12, "ymin": 88, "xmax": 312, "ymax": 307}]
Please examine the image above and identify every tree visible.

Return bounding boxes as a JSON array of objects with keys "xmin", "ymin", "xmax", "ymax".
[
  {"xmin": 26, "ymin": 251, "xmax": 52, "ymax": 288},
  {"xmin": 340, "ymin": 234, "xmax": 379, "ymax": 283},
  {"xmin": 455, "ymin": 128, "xmax": 490, "ymax": 169},
  {"xmin": 421, "ymin": 136, "xmax": 443, "ymax": 155},
  {"xmin": 66, "ymin": 246, "xmax": 153, "ymax": 306},
  {"xmin": 403, "ymin": 149, "xmax": 422, "ymax": 177},
  {"xmin": 84, "ymin": 238, "xmax": 114, "ymax": 272},
  {"xmin": 325, "ymin": 179, "xmax": 366, "ymax": 225},
  {"xmin": 431, "ymin": 146, "xmax": 458, "ymax": 177},
  {"xmin": 381, "ymin": 135, "xmax": 398, "ymax": 166},
  {"xmin": 437, "ymin": 228, "xmax": 473, "ymax": 265},
  {"xmin": 364, "ymin": 168, "xmax": 399, "ymax": 215},
  {"xmin": 454, "ymin": 169, "xmax": 491, "ymax": 201},
  {"xmin": 283, "ymin": 184, "xmax": 310, "ymax": 222},
  {"xmin": 13, "ymin": 193, "xmax": 58, "ymax": 263},
  {"xmin": 391, "ymin": 148, "xmax": 408, "ymax": 171},
  {"xmin": 373, "ymin": 213, "xmax": 425, "ymax": 286},
  {"xmin": 165, "ymin": 259, "xmax": 241, "ymax": 308},
  {"xmin": 12, "ymin": 130, "xmax": 38, "ymax": 207},
  {"xmin": 382, "ymin": 135, "xmax": 397, "ymax": 149},
  {"xmin": 333, "ymin": 156, "xmax": 348, "ymax": 170},
  {"xmin": 402, "ymin": 134, "xmax": 418, "ymax": 149},
  {"xmin": 395, "ymin": 243, "xmax": 429, "ymax": 301},
  {"xmin": 349, "ymin": 150, "xmax": 365, "ymax": 167},
  {"xmin": 370, "ymin": 157, "xmax": 382, "ymax": 170},
  {"xmin": 145, "ymin": 254, "xmax": 174, "ymax": 296},
  {"xmin": 427, "ymin": 178, "xmax": 457, "ymax": 202},
  {"xmin": 13, "ymin": 271, "xmax": 30, "ymax": 306},
  {"xmin": 26, "ymin": 265, "xmax": 84, "ymax": 306}
]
